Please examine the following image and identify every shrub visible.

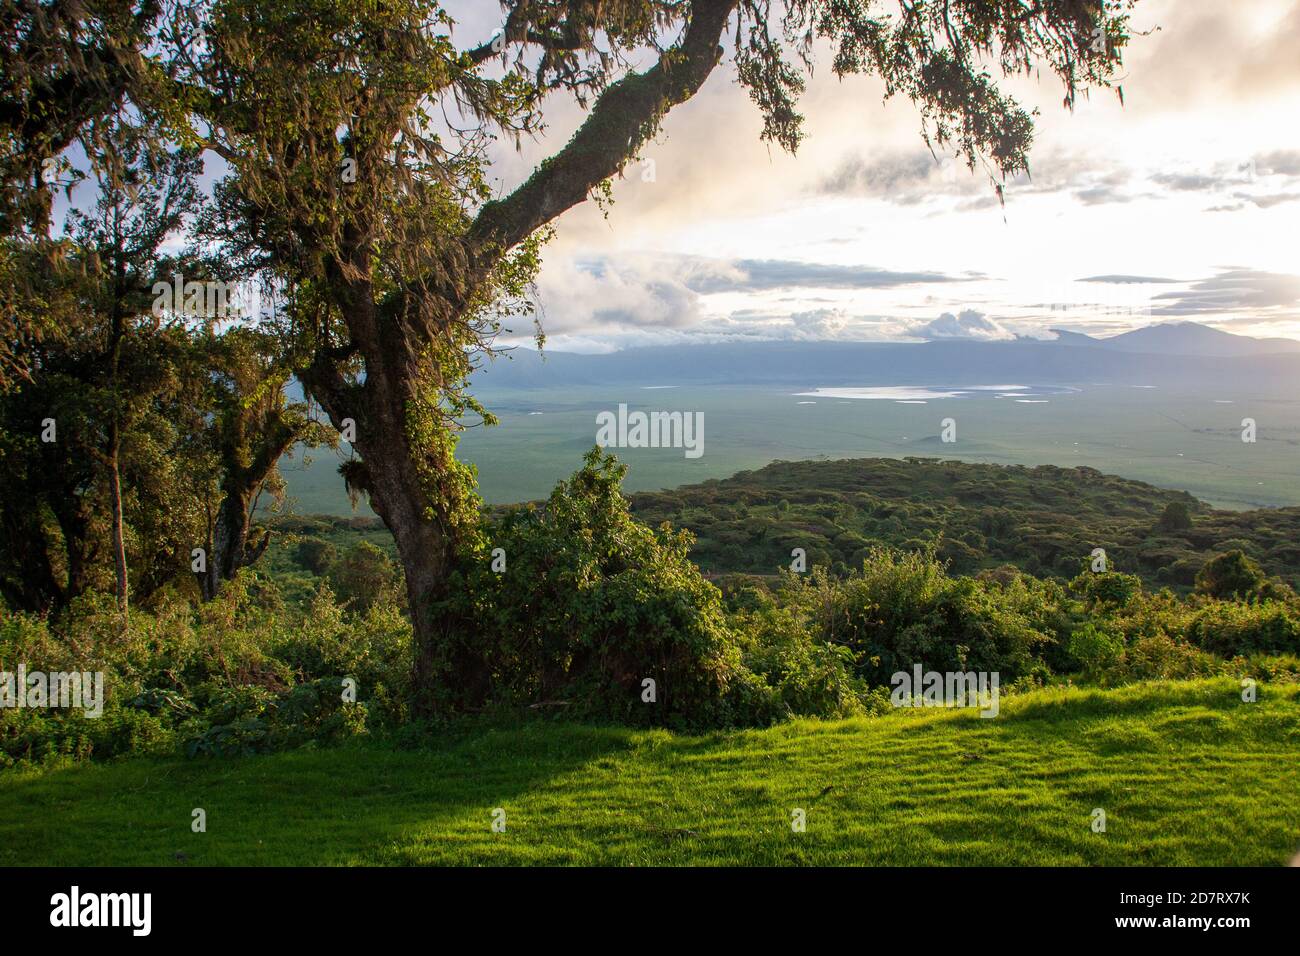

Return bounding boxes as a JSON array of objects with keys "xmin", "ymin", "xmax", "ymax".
[
  {"xmin": 329, "ymin": 542, "xmax": 398, "ymax": 613},
  {"xmin": 1195, "ymin": 550, "xmax": 1267, "ymax": 600},
  {"xmin": 451, "ymin": 449, "xmax": 759, "ymax": 728},
  {"xmin": 1066, "ymin": 622, "xmax": 1124, "ymax": 680},
  {"xmin": 1186, "ymin": 600, "xmax": 1300, "ymax": 657},
  {"xmin": 732, "ymin": 591, "xmax": 867, "ymax": 721},
  {"xmin": 0, "ymin": 573, "xmax": 401, "ymax": 769},
  {"xmin": 184, "ymin": 677, "xmax": 368, "ymax": 757},
  {"xmin": 1156, "ymin": 501, "xmax": 1193, "ymax": 532},
  {"xmin": 1, "ymin": 705, "xmax": 175, "ymax": 770},
  {"xmin": 273, "ymin": 586, "xmax": 411, "ymax": 725},
  {"xmin": 798, "ymin": 548, "xmax": 1052, "ymax": 686},
  {"xmin": 296, "ymin": 537, "xmax": 337, "ymax": 575},
  {"xmin": 1070, "ymin": 570, "xmax": 1142, "ymax": 610},
  {"xmin": 1106, "ymin": 633, "xmax": 1219, "ymax": 683}
]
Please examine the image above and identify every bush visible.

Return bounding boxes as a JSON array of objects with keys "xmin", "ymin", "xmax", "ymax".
[
  {"xmin": 1195, "ymin": 550, "xmax": 1267, "ymax": 600},
  {"xmin": 1104, "ymin": 633, "xmax": 1219, "ymax": 683},
  {"xmin": 732, "ymin": 590, "xmax": 867, "ymax": 722},
  {"xmin": 296, "ymin": 537, "xmax": 337, "ymax": 575},
  {"xmin": 184, "ymin": 677, "xmax": 367, "ymax": 757},
  {"xmin": 794, "ymin": 547, "xmax": 1052, "ymax": 686},
  {"xmin": 450, "ymin": 449, "xmax": 761, "ymax": 728},
  {"xmin": 1071, "ymin": 570, "xmax": 1143, "ymax": 610},
  {"xmin": 0, "ymin": 571, "xmax": 405, "ymax": 769},
  {"xmin": 273, "ymin": 586, "xmax": 411, "ymax": 725},
  {"xmin": 1066, "ymin": 622, "xmax": 1124, "ymax": 679},
  {"xmin": 1156, "ymin": 500, "xmax": 1193, "ymax": 532},
  {"xmin": 329, "ymin": 542, "xmax": 399, "ymax": 613},
  {"xmin": 1, "ymin": 704, "xmax": 175, "ymax": 770},
  {"xmin": 1186, "ymin": 600, "xmax": 1300, "ymax": 657}
]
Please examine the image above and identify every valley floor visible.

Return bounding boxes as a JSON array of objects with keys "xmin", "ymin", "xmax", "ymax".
[{"xmin": 3, "ymin": 680, "xmax": 1297, "ymax": 866}]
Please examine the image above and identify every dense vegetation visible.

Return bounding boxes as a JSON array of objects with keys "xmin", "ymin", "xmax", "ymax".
[
  {"xmin": 6, "ymin": 451, "xmax": 1300, "ymax": 773},
  {"xmin": 12, "ymin": 4, "xmax": 1292, "ymax": 870},
  {"xmin": 628, "ymin": 457, "xmax": 1300, "ymax": 589}
]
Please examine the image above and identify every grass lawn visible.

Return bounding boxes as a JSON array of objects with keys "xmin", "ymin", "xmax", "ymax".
[{"xmin": 3, "ymin": 679, "xmax": 1298, "ymax": 866}]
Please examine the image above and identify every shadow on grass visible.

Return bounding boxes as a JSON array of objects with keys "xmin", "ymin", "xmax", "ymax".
[{"xmin": 0, "ymin": 720, "xmax": 639, "ymax": 866}]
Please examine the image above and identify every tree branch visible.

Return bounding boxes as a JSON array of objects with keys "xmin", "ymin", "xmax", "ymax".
[
  {"xmin": 299, "ymin": 342, "xmax": 359, "ymax": 431},
  {"xmin": 468, "ymin": 0, "xmax": 736, "ymax": 254}
]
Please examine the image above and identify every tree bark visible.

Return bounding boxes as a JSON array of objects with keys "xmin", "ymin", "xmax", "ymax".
[
  {"xmin": 107, "ymin": 251, "xmax": 128, "ymax": 625},
  {"xmin": 304, "ymin": 334, "xmax": 491, "ymax": 715},
  {"xmin": 199, "ymin": 484, "xmax": 268, "ymax": 601}
]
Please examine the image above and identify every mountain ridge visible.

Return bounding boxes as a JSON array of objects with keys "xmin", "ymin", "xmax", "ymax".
[
  {"xmin": 1045, "ymin": 321, "xmax": 1300, "ymax": 357},
  {"xmin": 469, "ymin": 323, "xmax": 1300, "ymax": 390}
]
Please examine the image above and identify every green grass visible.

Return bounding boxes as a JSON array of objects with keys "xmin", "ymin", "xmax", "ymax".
[{"xmin": 3, "ymin": 679, "xmax": 1298, "ymax": 866}]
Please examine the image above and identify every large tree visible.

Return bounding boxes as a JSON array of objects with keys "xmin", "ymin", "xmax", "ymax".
[
  {"xmin": 0, "ymin": 97, "xmax": 327, "ymax": 614},
  {"xmin": 0, "ymin": 119, "xmax": 203, "ymax": 615},
  {"xmin": 186, "ymin": 0, "xmax": 1136, "ymax": 713}
]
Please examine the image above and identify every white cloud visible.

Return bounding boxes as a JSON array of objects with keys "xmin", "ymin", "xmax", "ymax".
[
  {"xmin": 908, "ymin": 310, "xmax": 1015, "ymax": 342},
  {"xmin": 529, "ymin": 256, "xmax": 703, "ymax": 336}
]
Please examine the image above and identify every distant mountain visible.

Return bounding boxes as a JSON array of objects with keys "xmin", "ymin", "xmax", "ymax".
[
  {"xmin": 1047, "ymin": 321, "xmax": 1300, "ymax": 357},
  {"xmin": 287, "ymin": 321, "xmax": 1300, "ymax": 397},
  {"xmin": 469, "ymin": 335, "xmax": 1300, "ymax": 392}
]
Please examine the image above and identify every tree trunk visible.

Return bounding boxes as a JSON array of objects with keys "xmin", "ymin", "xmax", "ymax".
[
  {"xmin": 354, "ymin": 403, "xmax": 489, "ymax": 716},
  {"xmin": 107, "ymin": 251, "xmax": 128, "ymax": 625},
  {"xmin": 199, "ymin": 485, "xmax": 267, "ymax": 601},
  {"xmin": 197, "ymin": 415, "xmax": 296, "ymax": 601},
  {"xmin": 107, "ymin": 425, "xmax": 128, "ymax": 620},
  {"xmin": 51, "ymin": 498, "xmax": 92, "ymax": 606},
  {"xmin": 303, "ymin": 335, "xmax": 489, "ymax": 717}
]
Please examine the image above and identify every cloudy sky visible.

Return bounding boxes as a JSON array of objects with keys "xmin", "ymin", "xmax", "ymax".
[{"xmin": 460, "ymin": 2, "xmax": 1300, "ymax": 351}]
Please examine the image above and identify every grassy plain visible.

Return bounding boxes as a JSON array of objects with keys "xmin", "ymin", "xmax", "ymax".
[{"xmin": 279, "ymin": 384, "xmax": 1300, "ymax": 515}]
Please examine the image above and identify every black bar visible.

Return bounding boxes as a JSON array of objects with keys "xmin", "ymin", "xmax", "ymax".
[{"xmin": 1, "ymin": 866, "xmax": 1287, "ymax": 941}]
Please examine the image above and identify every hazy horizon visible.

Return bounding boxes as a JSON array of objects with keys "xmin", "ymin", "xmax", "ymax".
[{"xmin": 480, "ymin": 319, "xmax": 1300, "ymax": 355}]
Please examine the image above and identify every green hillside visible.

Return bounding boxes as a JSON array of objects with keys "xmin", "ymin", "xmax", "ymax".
[
  {"xmin": 267, "ymin": 457, "xmax": 1300, "ymax": 596},
  {"xmin": 628, "ymin": 457, "xmax": 1300, "ymax": 588}
]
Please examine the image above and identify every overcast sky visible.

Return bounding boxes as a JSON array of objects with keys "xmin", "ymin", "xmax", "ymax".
[{"xmin": 449, "ymin": 0, "xmax": 1300, "ymax": 352}]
